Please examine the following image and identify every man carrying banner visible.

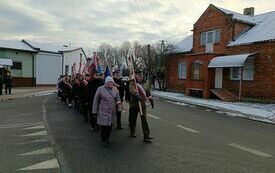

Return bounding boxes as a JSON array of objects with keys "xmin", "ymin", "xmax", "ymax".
[{"xmin": 129, "ymin": 69, "xmax": 153, "ymax": 143}]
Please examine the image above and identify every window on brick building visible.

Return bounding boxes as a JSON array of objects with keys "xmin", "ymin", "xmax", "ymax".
[
  {"xmin": 201, "ymin": 29, "xmax": 221, "ymax": 45},
  {"xmin": 230, "ymin": 58, "xmax": 254, "ymax": 81},
  {"xmin": 230, "ymin": 68, "xmax": 240, "ymax": 80},
  {"xmin": 178, "ymin": 62, "xmax": 187, "ymax": 79},
  {"xmin": 191, "ymin": 60, "xmax": 204, "ymax": 80}
]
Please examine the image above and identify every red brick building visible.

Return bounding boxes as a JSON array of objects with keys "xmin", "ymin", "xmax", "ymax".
[{"xmin": 167, "ymin": 4, "xmax": 275, "ymax": 102}]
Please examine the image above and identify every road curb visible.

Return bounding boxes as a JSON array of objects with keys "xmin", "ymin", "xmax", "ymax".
[
  {"xmin": 0, "ymin": 90, "xmax": 56, "ymax": 102},
  {"xmin": 153, "ymin": 93, "xmax": 275, "ymax": 125}
]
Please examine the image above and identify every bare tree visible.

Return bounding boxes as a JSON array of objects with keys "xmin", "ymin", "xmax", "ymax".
[
  {"xmin": 97, "ymin": 40, "xmax": 173, "ymax": 91},
  {"xmin": 132, "ymin": 41, "xmax": 144, "ymax": 69},
  {"xmin": 119, "ymin": 41, "xmax": 132, "ymax": 66},
  {"xmin": 98, "ymin": 42, "xmax": 112, "ymax": 63},
  {"xmin": 141, "ymin": 42, "xmax": 173, "ymax": 90},
  {"xmin": 108, "ymin": 47, "xmax": 123, "ymax": 70}
]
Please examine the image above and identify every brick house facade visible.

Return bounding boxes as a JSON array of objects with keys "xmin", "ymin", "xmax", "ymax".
[{"xmin": 167, "ymin": 4, "xmax": 275, "ymax": 101}]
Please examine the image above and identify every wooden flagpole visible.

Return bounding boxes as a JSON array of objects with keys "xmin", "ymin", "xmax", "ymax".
[
  {"xmin": 104, "ymin": 48, "xmax": 112, "ymax": 77},
  {"xmin": 129, "ymin": 54, "xmax": 143, "ymax": 116}
]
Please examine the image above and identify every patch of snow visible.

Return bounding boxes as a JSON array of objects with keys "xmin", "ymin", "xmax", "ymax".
[
  {"xmin": 228, "ymin": 11, "xmax": 275, "ymax": 46},
  {"xmin": 153, "ymin": 90, "xmax": 275, "ymax": 124},
  {"xmin": 0, "ymin": 40, "xmax": 36, "ymax": 52},
  {"xmin": 208, "ymin": 54, "xmax": 254, "ymax": 68},
  {"xmin": 215, "ymin": 5, "xmax": 275, "ymax": 46},
  {"xmin": 169, "ymin": 35, "xmax": 193, "ymax": 54},
  {"xmin": 217, "ymin": 6, "xmax": 256, "ymax": 24},
  {"xmin": 23, "ymin": 40, "xmax": 80, "ymax": 53}
]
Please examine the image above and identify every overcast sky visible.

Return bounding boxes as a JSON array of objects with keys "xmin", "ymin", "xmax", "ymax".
[{"xmin": 0, "ymin": 0, "xmax": 274, "ymax": 50}]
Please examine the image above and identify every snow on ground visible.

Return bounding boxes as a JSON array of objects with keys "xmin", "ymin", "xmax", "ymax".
[{"xmin": 153, "ymin": 90, "xmax": 275, "ymax": 124}]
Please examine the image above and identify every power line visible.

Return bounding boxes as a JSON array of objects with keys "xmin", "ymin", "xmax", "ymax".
[
  {"xmin": 129, "ymin": 0, "xmax": 158, "ymax": 43},
  {"xmin": 133, "ymin": 0, "xmax": 161, "ymax": 41},
  {"xmin": 127, "ymin": 0, "xmax": 153, "ymax": 43},
  {"xmin": 143, "ymin": 0, "xmax": 162, "ymax": 39}
]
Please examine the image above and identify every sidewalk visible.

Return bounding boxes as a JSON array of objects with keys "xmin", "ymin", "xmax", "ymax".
[
  {"xmin": 153, "ymin": 90, "xmax": 275, "ymax": 124},
  {"xmin": 0, "ymin": 87, "xmax": 56, "ymax": 102}
]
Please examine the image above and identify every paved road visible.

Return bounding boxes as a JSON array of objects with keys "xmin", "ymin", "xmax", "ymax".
[
  {"xmin": 0, "ymin": 96, "xmax": 59, "ymax": 173},
  {"xmin": 1, "ymin": 95, "xmax": 275, "ymax": 173}
]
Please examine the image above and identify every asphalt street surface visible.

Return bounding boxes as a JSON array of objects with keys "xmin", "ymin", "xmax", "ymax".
[
  {"xmin": 0, "ymin": 96, "xmax": 59, "ymax": 173},
  {"xmin": 1, "ymin": 94, "xmax": 275, "ymax": 173}
]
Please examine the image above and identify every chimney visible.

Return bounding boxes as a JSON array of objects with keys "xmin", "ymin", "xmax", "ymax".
[{"xmin": 243, "ymin": 7, "xmax": 255, "ymax": 16}]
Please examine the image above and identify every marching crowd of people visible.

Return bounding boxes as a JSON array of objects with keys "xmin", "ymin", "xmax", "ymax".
[{"xmin": 57, "ymin": 69, "xmax": 154, "ymax": 147}]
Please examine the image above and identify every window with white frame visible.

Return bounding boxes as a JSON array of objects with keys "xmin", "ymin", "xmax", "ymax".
[
  {"xmin": 178, "ymin": 62, "xmax": 187, "ymax": 79},
  {"xmin": 230, "ymin": 58, "xmax": 254, "ymax": 80},
  {"xmin": 201, "ymin": 29, "xmax": 221, "ymax": 45},
  {"xmin": 231, "ymin": 68, "xmax": 240, "ymax": 80},
  {"xmin": 191, "ymin": 60, "xmax": 203, "ymax": 80},
  {"xmin": 193, "ymin": 63, "xmax": 200, "ymax": 79}
]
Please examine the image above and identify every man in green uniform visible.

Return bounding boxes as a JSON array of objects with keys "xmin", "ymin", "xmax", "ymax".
[{"xmin": 129, "ymin": 69, "xmax": 153, "ymax": 143}]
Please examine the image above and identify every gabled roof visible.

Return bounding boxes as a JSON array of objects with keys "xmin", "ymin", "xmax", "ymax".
[
  {"xmin": 169, "ymin": 35, "xmax": 193, "ymax": 54},
  {"xmin": 0, "ymin": 40, "xmax": 37, "ymax": 52},
  {"xmin": 228, "ymin": 11, "xmax": 275, "ymax": 46},
  {"xmin": 213, "ymin": 5, "xmax": 275, "ymax": 46},
  {"xmin": 217, "ymin": 6, "xmax": 256, "ymax": 25},
  {"xmin": 22, "ymin": 39, "xmax": 83, "ymax": 54}
]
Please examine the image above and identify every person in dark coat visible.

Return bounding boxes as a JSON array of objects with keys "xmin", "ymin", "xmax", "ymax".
[
  {"xmin": 88, "ymin": 71, "xmax": 104, "ymax": 131},
  {"xmin": 125, "ymin": 78, "xmax": 131, "ymax": 125},
  {"xmin": 83, "ymin": 73, "xmax": 91, "ymax": 122},
  {"xmin": 79, "ymin": 73, "xmax": 90, "ymax": 122},
  {"xmin": 0, "ymin": 73, "xmax": 3, "ymax": 95},
  {"xmin": 4, "ymin": 71, "xmax": 13, "ymax": 95},
  {"xmin": 72, "ymin": 75, "xmax": 81, "ymax": 112},
  {"xmin": 59, "ymin": 76, "xmax": 67, "ymax": 104},
  {"xmin": 113, "ymin": 70, "xmax": 125, "ymax": 129},
  {"xmin": 78, "ymin": 74, "xmax": 85, "ymax": 114},
  {"xmin": 65, "ymin": 75, "xmax": 73, "ymax": 108},
  {"xmin": 57, "ymin": 75, "xmax": 63, "ymax": 98}
]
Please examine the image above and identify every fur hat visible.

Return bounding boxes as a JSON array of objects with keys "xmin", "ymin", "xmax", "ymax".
[{"xmin": 105, "ymin": 76, "xmax": 114, "ymax": 84}]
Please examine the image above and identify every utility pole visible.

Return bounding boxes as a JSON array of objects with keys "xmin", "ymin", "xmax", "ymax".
[
  {"xmin": 161, "ymin": 40, "xmax": 165, "ymax": 53},
  {"xmin": 147, "ymin": 44, "xmax": 151, "ymax": 60},
  {"xmin": 160, "ymin": 40, "xmax": 167, "ymax": 91},
  {"xmin": 146, "ymin": 44, "xmax": 151, "ymax": 80}
]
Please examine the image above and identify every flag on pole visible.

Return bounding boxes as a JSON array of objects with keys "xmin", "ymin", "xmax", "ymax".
[
  {"xmin": 78, "ymin": 53, "xmax": 83, "ymax": 74},
  {"xmin": 97, "ymin": 65, "xmax": 102, "ymax": 74},
  {"xmin": 82, "ymin": 56, "xmax": 92, "ymax": 74},
  {"xmin": 127, "ymin": 55, "xmax": 134, "ymax": 79},
  {"xmin": 104, "ymin": 66, "xmax": 111, "ymax": 79}
]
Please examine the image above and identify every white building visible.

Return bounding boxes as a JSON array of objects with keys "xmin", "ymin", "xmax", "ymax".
[
  {"xmin": 61, "ymin": 48, "xmax": 87, "ymax": 76},
  {"xmin": 22, "ymin": 40, "xmax": 86, "ymax": 85}
]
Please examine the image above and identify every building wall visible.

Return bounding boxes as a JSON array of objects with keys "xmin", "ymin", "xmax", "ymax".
[
  {"xmin": 193, "ymin": 5, "xmax": 234, "ymax": 54},
  {"xmin": 167, "ymin": 5, "xmax": 275, "ymax": 100},
  {"xmin": 167, "ymin": 54, "xmax": 187, "ymax": 92},
  {"xmin": 233, "ymin": 22, "xmax": 251, "ymax": 40},
  {"xmin": 63, "ymin": 49, "xmax": 86, "ymax": 76},
  {"xmin": 223, "ymin": 42, "xmax": 275, "ymax": 100},
  {"xmin": 167, "ymin": 53, "xmax": 216, "ymax": 98},
  {"xmin": 36, "ymin": 52, "xmax": 62, "ymax": 85},
  {"xmin": 0, "ymin": 48, "xmax": 36, "ymax": 86}
]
